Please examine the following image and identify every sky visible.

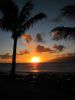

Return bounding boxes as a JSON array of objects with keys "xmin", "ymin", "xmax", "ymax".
[{"xmin": 0, "ymin": 0, "xmax": 75, "ymax": 63}]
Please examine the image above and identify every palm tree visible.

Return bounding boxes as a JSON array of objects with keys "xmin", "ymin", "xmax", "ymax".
[
  {"xmin": 61, "ymin": 5, "xmax": 75, "ymax": 19},
  {"xmin": 51, "ymin": 26, "xmax": 75, "ymax": 40},
  {"xmin": 0, "ymin": 0, "xmax": 46, "ymax": 79},
  {"xmin": 50, "ymin": 5, "xmax": 75, "ymax": 39}
]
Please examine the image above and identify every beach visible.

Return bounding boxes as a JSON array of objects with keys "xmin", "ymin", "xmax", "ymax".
[
  {"xmin": 0, "ymin": 71, "xmax": 75, "ymax": 100},
  {"xmin": 0, "ymin": 0, "xmax": 75, "ymax": 99},
  {"xmin": 0, "ymin": 63, "xmax": 75, "ymax": 99}
]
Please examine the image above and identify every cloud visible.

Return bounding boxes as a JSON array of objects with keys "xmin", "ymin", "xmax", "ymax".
[
  {"xmin": 50, "ymin": 16, "xmax": 62, "ymax": 23},
  {"xmin": 35, "ymin": 33, "xmax": 45, "ymax": 43},
  {"xmin": 36, "ymin": 45, "xmax": 54, "ymax": 53},
  {"xmin": 0, "ymin": 53, "xmax": 12, "ymax": 59},
  {"xmin": 21, "ymin": 34, "xmax": 32, "ymax": 43},
  {"xmin": 17, "ymin": 50, "xmax": 30, "ymax": 55},
  {"xmin": 53, "ymin": 44, "xmax": 65, "ymax": 51},
  {"xmin": 51, "ymin": 31, "xmax": 63, "ymax": 40},
  {"xmin": 66, "ymin": 52, "xmax": 75, "ymax": 56},
  {"xmin": 51, "ymin": 26, "xmax": 75, "ymax": 40},
  {"xmin": 54, "ymin": 52, "xmax": 75, "ymax": 62}
]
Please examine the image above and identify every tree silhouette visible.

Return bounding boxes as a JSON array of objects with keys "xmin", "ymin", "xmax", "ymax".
[
  {"xmin": 51, "ymin": 26, "xmax": 75, "ymax": 40},
  {"xmin": 50, "ymin": 5, "xmax": 75, "ymax": 39},
  {"xmin": 0, "ymin": 0, "xmax": 46, "ymax": 79},
  {"xmin": 61, "ymin": 5, "xmax": 75, "ymax": 19}
]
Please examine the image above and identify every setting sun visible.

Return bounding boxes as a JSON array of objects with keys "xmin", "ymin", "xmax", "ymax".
[{"xmin": 31, "ymin": 57, "xmax": 40, "ymax": 63}]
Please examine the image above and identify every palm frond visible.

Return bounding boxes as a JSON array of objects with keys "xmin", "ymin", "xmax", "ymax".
[
  {"xmin": 51, "ymin": 26, "xmax": 75, "ymax": 39},
  {"xmin": 18, "ymin": 0, "xmax": 33, "ymax": 25},
  {"xmin": 0, "ymin": 19, "xmax": 12, "ymax": 31},
  {"xmin": 0, "ymin": 0, "xmax": 18, "ymax": 30},
  {"xmin": 0, "ymin": 19, "xmax": 2, "ymax": 28},
  {"xmin": 21, "ymin": 13, "xmax": 47, "ymax": 32},
  {"xmin": 61, "ymin": 5, "xmax": 75, "ymax": 19},
  {"xmin": 0, "ymin": 0, "xmax": 47, "ymax": 39}
]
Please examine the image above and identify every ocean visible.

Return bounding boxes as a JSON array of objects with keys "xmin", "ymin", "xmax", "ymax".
[{"xmin": 0, "ymin": 62, "xmax": 75, "ymax": 73}]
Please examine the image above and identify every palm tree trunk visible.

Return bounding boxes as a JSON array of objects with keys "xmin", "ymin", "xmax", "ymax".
[{"xmin": 10, "ymin": 37, "xmax": 17, "ymax": 79}]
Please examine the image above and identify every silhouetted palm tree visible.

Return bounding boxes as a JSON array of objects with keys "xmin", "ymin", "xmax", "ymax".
[
  {"xmin": 51, "ymin": 26, "xmax": 75, "ymax": 40},
  {"xmin": 0, "ymin": 0, "xmax": 46, "ymax": 79},
  {"xmin": 50, "ymin": 5, "xmax": 75, "ymax": 39},
  {"xmin": 61, "ymin": 5, "xmax": 75, "ymax": 19}
]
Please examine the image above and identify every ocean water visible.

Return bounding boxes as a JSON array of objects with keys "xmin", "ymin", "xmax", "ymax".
[{"xmin": 0, "ymin": 62, "xmax": 75, "ymax": 73}]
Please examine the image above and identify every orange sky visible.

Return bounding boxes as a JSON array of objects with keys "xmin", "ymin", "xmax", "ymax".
[
  {"xmin": 0, "ymin": 33, "xmax": 75, "ymax": 63},
  {"xmin": 0, "ymin": 0, "xmax": 75, "ymax": 64},
  {"xmin": 0, "ymin": 51, "xmax": 65, "ymax": 63}
]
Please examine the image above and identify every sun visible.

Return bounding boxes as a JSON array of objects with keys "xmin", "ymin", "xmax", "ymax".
[{"xmin": 31, "ymin": 57, "xmax": 40, "ymax": 63}]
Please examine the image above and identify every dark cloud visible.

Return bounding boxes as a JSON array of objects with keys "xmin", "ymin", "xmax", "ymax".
[
  {"xmin": 54, "ymin": 52, "xmax": 75, "ymax": 63},
  {"xmin": 0, "ymin": 53, "xmax": 12, "ymax": 59},
  {"xmin": 50, "ymin": 16, "xmax": 62, "ymax": 23},
  {"xmin": 53, "ymin": 44, "xmax": 65, "ymax": 51},
  {"xmin": 63, "ymin": 52, "xmax": 75, "ymax": 59},
  {"xmin": 21, "ymin": 34, "xmax": 32, "ymax": 43},
  {"xmin": 17, "ymin": 50, "xmax": 30, "ymax": 55},
  {"xmin": 35, "ymin": 33, "xmax": 45, "ymax": 43},
  {"xmin": 36, "ymin": 45, "xmax": 54, "ymax": 53}
]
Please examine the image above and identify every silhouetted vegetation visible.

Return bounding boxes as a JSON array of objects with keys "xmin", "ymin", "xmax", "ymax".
[
  {"xmin": 0, "ymin": 72, "xmax": 75, "ymax": 99},
  {"xmin": 0, "ymin": 0, "xmax": 46, "ymax": 79},
  {"xmin": 61, "ymin": 5, "xmax": 75, "ymax": 19},
  {"xmin": 50, "ymin": 5, "xmax": 75, "ymax": 40},
  {"xmin": 51, "ymin": 26, "xmax": 75, "ymax": 40}
]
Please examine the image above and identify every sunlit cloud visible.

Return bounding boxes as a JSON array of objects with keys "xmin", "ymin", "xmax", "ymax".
[
  {"xmin": 21, "ymin": 34, "xmax": 32, "ymax": 43},
  {"xmin": 17, "ymin": 50, "xmax": 30, "ymax": 55},
  {"xmin": 35, "ymin": 33, "xmax": 45, "ymax": 43},
  {"xmin": 0, "ymin": 53, "xmax": 12, "ymax": 59},
  {"xmin": 51, "ymin": 31, "xmax": 63, "ymax": 40},
  {"xmin": 53, "ymin": 44, "xmax": 65, "ymax": 51},
  {"xmin": 36, "ymin": 45, "xmax": 54, "ymax": 53}
]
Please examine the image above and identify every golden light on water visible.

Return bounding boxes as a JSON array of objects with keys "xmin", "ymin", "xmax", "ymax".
[{"xmin": 31, "ymin": 57, "xmax": 41, "ymax": 63}]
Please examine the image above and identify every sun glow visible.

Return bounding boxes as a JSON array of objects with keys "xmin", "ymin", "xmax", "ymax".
[{"xmin": 31, "ymin": 57, "xmax": 40, "ymax": 63}]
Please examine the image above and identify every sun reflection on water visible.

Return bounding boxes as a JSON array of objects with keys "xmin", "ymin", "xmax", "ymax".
[{"xmin": 31, "ymin": 63, "xmax": 40, "ymax": 72}]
